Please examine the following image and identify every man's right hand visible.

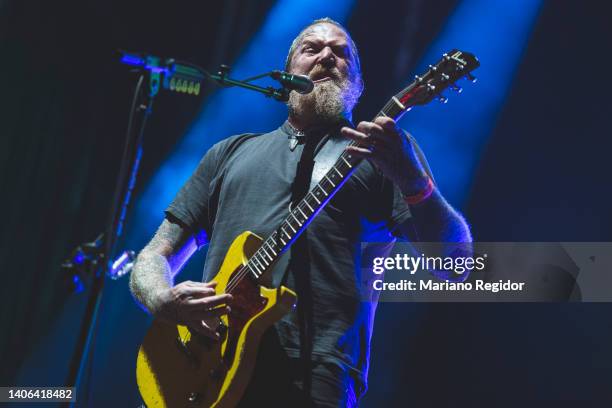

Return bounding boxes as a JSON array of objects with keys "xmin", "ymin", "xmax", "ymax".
[
  {"xmin": 154, "ymin": 280, "xmax": 233, "ymax": 341},
  {"xmin": 129, "ymin": 218, "xmax": 232, "ymax": 340}
]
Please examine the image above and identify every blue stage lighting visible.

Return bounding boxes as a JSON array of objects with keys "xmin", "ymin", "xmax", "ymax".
[
  {"xmin": 126, "ymin": 0, "xmax": 355, "ymax": 247},
  {"xmin": 402, "ymin": 0, "xmax": 543, "ymax": 206}
]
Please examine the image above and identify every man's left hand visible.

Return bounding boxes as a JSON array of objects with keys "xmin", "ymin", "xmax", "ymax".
[{"xmin": 341, "ymin": 117, "xmax": 430, "ymax": 196}]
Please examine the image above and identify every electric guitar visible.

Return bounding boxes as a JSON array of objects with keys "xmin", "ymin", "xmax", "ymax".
[{"xmin": 136, "ymin": 49, "xmax": 479, "ymax": 407}]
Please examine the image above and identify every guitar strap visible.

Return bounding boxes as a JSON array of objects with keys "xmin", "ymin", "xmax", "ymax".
[
  {"xmin": 282, "ymin": 127, "xmax": 350, "ymax": 395},
  {"xmin": 280, "ymin": 127, "xmax": 351, "ymax": 288}
]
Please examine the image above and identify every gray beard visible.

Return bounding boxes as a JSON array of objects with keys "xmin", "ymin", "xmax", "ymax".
[{"xmin": 287, "ymin": 77, "xmax": 360, "ymax": 125}]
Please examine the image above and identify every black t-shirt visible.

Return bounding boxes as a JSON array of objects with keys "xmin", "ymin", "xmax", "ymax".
[{"xmin": 165, "ymin": 120, "xmax": 426, "ymax": 392}]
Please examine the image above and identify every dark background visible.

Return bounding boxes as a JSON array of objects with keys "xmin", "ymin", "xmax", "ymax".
[{"xmin": 1, "ymin": 0, "xmax": 612, "ymax": 406}]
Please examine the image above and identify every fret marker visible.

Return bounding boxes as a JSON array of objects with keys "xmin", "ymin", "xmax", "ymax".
[
  {"xmin": 261, "ymin": 246, "xmax": 272, "ymax": 258},
  {"xmin": 249, "ymin": 261, "xmax": 261, "ymax": 275},
  {"xmin": 266, "ymin": 242, "xmax": 277, "ymax": 256},
  {"xmin": 254, "ymin": 257, "xmax": 265, "ymax": 270}
]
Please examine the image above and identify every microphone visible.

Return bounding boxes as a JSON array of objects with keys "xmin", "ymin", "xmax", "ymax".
[{"xmin": 271, "ymin": 70, "xmax": 314, "ymax": 94}]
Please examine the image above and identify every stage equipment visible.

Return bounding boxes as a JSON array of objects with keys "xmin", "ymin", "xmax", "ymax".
[{"xmin": 119, "ymin": 52, "xmax": 314, "ymax": 101}]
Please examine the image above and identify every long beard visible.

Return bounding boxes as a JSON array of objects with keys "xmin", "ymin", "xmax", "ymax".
[{"xmin": 287, "ymin": 74, "xmax": 361, "ymax": 124}]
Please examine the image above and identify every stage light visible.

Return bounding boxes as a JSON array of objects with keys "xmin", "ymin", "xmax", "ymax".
[{"xmin": 402, "ymin": 0, "xmax": 543, "ymax": 205}]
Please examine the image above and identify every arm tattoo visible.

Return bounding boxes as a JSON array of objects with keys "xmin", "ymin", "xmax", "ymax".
[{"xmin": 129, "ymin": 218, "xmax": 197, "ymax": 315}]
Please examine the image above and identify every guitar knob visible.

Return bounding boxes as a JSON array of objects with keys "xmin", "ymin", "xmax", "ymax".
[
  {"xmin": 437, "ymin": 96, "xmax": 448, "ymax": 104},
  {"xmin": 187, "ymin": 391, "xmax": 201, "ymax": 403},
  {"xmin": 216, "ymin": 320, "xmax": 227, "ymax": 337},
  {"xmin": 451, "ymin": 84, "xmax": 463, "ymax": 93}
]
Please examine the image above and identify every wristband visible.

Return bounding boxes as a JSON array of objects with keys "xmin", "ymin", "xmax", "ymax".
[{"xmin": 403, "ymin": 176, "xmax": 434, "ymax": 205}]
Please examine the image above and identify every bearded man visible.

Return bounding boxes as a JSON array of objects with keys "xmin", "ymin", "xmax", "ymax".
[{"xmin": 130, "ymin": 17, "xmax": 471, "ymax": 407}]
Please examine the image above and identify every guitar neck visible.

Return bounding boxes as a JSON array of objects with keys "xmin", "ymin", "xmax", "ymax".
[{"xmin": 243, "ymin": 95, "xmax": 413, "ymax": 282}]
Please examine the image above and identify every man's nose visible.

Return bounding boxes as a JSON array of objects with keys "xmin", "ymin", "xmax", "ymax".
[{"xmin": 319, "ymin": 46, "xmax": 336, "ymax": 68}]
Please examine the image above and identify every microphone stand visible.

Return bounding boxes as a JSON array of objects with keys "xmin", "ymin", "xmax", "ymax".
[
  {"xmin": 61, "ymin": 52, "xmax": 294, "ymax": 406},
  {"xmin": 209, "ymin": 64, "xmax": 291, "ymax": 101},
  {"xmin": 62, "ymin": 70, "xmax": 154, "ymax": 407}
]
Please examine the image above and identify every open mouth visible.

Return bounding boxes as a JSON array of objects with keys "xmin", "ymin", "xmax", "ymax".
[{"xmin": 312, "ymin": 76, "xmax": 333, "ymax": 83}]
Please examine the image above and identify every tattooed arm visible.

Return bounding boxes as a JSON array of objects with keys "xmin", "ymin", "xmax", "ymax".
[{"xmin": 129, "ymin": 217, "xmax": 232, "ymax": 339}]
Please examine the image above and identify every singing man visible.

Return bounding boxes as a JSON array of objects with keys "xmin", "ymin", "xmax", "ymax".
[{"xmin": 130, "ymin": 17, "xmax": 472, "ymax": 407}]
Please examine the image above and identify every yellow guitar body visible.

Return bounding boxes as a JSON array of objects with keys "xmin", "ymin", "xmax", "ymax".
[{"xmin": 136, "ymin": 231, "xmax": 297, "ymax": 407}]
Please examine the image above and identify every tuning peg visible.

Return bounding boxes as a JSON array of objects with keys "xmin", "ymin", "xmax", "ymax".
[
  {"xmin": 437, "ymin": 95, "xmax": 448, "ymax": 104},
  {"xmin": 414, "ymin": 74, "xmax": 424, "ymax": 84},
  {"xmin": 466, "ymin": 73, "xmax": 477, "ymax": 83},
  {"xmin": 450, "ymin": 83, "xmax": 463, "ymax": 93},
  {"xmin": 440, "ymin": 73, "xmax": 450, "ymax": 82},
  {"xmin": 426, "ymin": 83, "xmax": 436, "ymax": 93},
  {"xmin": 428, "ymin": 64, "xmax": 438, "ymax": 72}
]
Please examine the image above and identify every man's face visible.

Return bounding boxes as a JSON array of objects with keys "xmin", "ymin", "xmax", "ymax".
[
  {"xmin": 286, "ymin": 23, "xmax": 363, "ymax": 123},
  {"xmin": 289, "ymin": 23, "xmax": 358, "ymax": 85}
]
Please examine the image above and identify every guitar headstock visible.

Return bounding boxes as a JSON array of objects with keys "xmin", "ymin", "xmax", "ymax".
[{"xmin": 393, "ymin": 50, "xmax": 479, "ymax": 112}]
